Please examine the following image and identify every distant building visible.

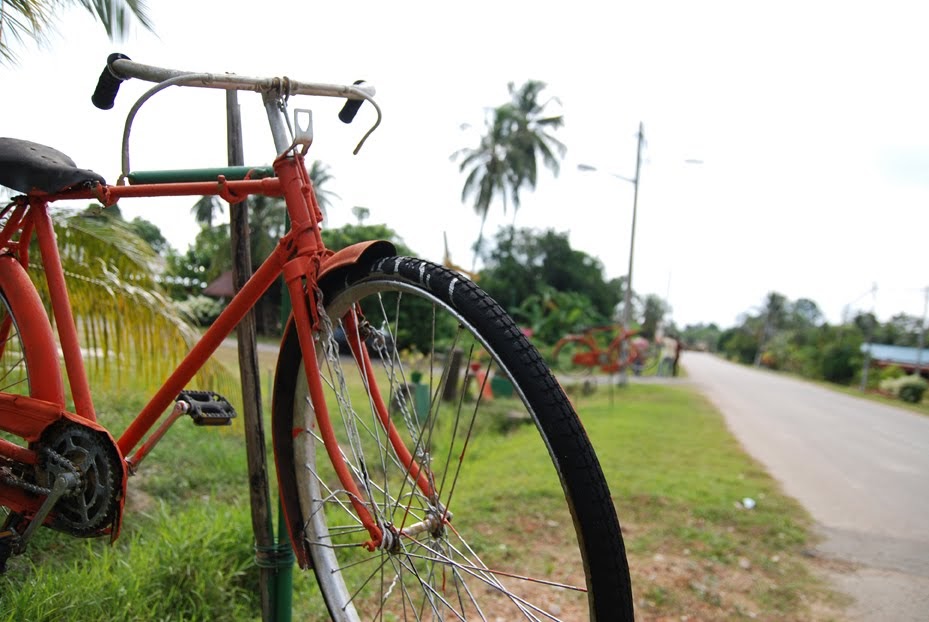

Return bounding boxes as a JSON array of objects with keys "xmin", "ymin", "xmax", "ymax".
[
  {"xmin": 860, "ymin": 343, "xmax": 928, "ymax": 377},
  {"xmin": 203, "ymin": 270, "xmax": 234, "ymax": 299}
]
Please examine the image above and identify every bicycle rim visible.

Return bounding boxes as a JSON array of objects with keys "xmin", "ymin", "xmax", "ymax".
[{"xmin": 277, "ymin": 257, "xmax": 632, "ymax": 621}]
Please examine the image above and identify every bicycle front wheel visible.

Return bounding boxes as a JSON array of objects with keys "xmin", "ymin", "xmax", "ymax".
[{"xmin": 274, "ymin": 256, "xmax": 632, "ymax": 621}]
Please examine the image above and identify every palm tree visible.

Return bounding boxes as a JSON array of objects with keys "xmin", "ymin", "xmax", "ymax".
[
  {"xmin": 190, "ymin": 195, "xmax": 225, "ymax": 228},
  {"xmin": 503, "ymin": 80, "xmax": 567, "ymax": 225},
  {"xmin": 246, "ymin": 194, "xmax": 286, "ymax": 264},
  {"xmin": 308, "ymin": 160, "xmax": 338, "ymax": 221},
  {"xmin": 454, "ymin": 80, "xmax": 565, "ymax": 267},
  {"xmin": 1, "ymin": 0, "xmax": 153, "ymax": 63},
  {"xmin": 454, "ymin": 112, "xmax": 510, "ymax": 266}
]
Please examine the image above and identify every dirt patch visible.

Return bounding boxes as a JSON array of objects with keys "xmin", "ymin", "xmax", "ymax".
[
  {"xmin": 625, "ymin": 526, "xmax": 851, "ymax": 621},
  {"xmin": 123, "ymin": 470, "xmax": 157, "ymax": 515}
]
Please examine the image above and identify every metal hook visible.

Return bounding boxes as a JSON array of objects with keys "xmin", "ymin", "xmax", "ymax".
[{"xmin": 292, "ymin": 109, "xmax": 313, "ymax": 155}]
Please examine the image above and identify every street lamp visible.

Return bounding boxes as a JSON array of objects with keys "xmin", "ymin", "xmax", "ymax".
[{"xmin": 579, "ymin": 121, "xmax": 645, "ymax": 386}]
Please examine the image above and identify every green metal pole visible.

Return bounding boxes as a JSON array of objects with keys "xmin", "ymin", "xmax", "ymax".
[{"xmin": 275, "ymin": 500, "xmax": 294, "ymax": 621}]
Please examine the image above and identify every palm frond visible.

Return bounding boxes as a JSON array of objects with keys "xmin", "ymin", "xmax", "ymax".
[
  {"xmin": 2, "ymin": 0, "xmax": 153, "ymax": 64},
  {"xmin": 29, "ymin": 210, "xmax": 236, "ymax": 398},
  {"xmin": 0, "ymin": 0, "xmax": 54, "ymax": 63},
  {"xmin": 77, "ymin": 0, "xmax": 153, "ymax": 39}
]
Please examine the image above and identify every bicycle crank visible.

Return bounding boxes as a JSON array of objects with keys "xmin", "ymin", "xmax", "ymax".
[{"xmin": 34, "ymin": 421, "xmax": 123, "ymax": 537}]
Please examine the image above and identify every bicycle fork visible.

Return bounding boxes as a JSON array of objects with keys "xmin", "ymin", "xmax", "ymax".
[{"xmin": 275, "ymin": 155, "xmax": 436, "ymax": 554}]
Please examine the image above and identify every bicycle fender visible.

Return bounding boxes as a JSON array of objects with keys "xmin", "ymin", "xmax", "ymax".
[
  {"xmin": 272, "ymin": 239, "xmax": 395, "ymax": 568},
  {"xmin": 0, "ymin": 255, "xmax": 65, "ymax": 405},
  {"xmin": 317, "ymin": 239, "xmax": 397, "ymax": 284}
]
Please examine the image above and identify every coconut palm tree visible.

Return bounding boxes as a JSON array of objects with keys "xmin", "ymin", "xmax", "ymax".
[
  {"xmin": 308, "ymin": 160, "xmax": 338, "ymax": 221},
  {"xmin": 1, "ymin": 0, "xmax": 153, "ymax": 63},
  {"xmin": 190, "ymin": 195, "xmax": 224, "ymax": 228},
  {"xmin": 454, "ymin": 112, "xmax": 510, "ymax": 267},
  {"xmin": 454, "ymin": 79, "xmax": 565, "ymax": 268},
  {"xmin": 503, "ymin": 80, "xmax": 566, "ymax": 225}
]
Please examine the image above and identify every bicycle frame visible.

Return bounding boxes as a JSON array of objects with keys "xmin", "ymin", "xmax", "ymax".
[{"xmin": 0, "ymin": 91, "xmax": 421, "ymax": 561}]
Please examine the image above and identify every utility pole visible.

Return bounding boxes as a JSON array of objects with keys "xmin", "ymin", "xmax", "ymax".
[
  {"xmin": 915, "ymin": 286, "xmax": 928, "ymax": 377},
  {"xmin": 860, "ymin": 283, "xmax": 878, "ymax": 392},
  {"xmin": 618, "ymin": 122, "xmax": 645, "ymax": 386}
]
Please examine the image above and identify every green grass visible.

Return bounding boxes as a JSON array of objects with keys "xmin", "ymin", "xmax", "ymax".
[
  {"xmin": 1, "ymin": 376, "xmax": 841, "ymax": 620},
  {"xmin": 574, "ymin": 384, "xmax": 840, "ymax": 618},
  {"xmin": 827, "ymin": 381, "xmax": 929, "ymax": 417},
  {"xmin": 1, "ymin": 504, "xmax": 259, "ymax": 622}
]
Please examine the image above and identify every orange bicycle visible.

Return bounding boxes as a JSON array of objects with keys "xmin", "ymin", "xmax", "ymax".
[
  {"xmin": 552, "ymin": 325, "xmax": 651, "ymax": 378},
  {"xmin": 0, "ymin": 55, "xmax": 633, "ymax": 619}
]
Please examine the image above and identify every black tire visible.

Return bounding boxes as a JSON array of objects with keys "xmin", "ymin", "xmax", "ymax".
[{"xmin": 274, "ymin": 256, "xmax": 633, "ymax": 621}]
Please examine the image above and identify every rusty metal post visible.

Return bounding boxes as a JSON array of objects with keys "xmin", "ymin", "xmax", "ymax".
[{"xmin": 227, "ymin": 89, "xmax": 276, "ymax": 621}]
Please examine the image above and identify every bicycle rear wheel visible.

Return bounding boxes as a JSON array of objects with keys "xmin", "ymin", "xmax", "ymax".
[
  {"xmin": 0, "ymin": 292, "xmax": 31, "ymax": 398},
  {"xmin": 274, "ymin": 257, "xmax": 633, "ymax": 621},
  {"xmin": 0, "ymin": 256, "xmax": 63, "ymax": 403}
]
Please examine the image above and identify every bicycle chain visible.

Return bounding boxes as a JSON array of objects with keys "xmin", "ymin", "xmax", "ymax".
[
  {"xmin": 0, "ymin": 447, "xmax": 80, "ymax": 497},
  {"xmin": 0, "ymin": 470, "xmax": 49, "ymax": 496}
]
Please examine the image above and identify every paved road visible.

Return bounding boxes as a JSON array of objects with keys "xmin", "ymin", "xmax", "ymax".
[{"xmin": 682, "ymin": 352, "xmax": 929, "ymax": 621}]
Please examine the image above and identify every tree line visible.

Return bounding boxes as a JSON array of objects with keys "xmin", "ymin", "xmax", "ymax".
[{"xmin": 678, "ymin": 292, "xmax": 926, "ymax": 388}]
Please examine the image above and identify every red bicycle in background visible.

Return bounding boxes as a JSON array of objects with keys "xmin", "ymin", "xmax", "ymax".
[
  {"xmin": 552, "ymin": 325, "xmax": 652, "ymax": 379},
  {"xmin": 0, "ymin": 54, "xmax": 633, "ymax": 619}
]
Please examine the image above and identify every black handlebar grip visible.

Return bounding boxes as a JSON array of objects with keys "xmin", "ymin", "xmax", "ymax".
[
  {"xmin": 91, "ymin": 53, "xmax": 131, "ymax": 110},
  {"xmin": 338, "ymin": 80, "xmax": 367, "ymax": 124}
]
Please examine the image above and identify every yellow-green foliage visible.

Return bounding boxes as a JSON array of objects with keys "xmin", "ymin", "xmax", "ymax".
[{"xmin": 28, "ymin": 210, "xmax": 237, "ymax": 401}]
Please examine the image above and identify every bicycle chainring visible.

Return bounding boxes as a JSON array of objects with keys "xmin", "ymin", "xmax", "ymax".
[{"xmin": 35, "ymin": 422, "xmax": 122, "ymax": 536}]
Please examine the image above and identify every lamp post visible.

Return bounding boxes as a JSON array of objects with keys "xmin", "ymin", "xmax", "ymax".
[{"xmin": 579, "ymin": 121, "xmax": 645, "ymax": 386}]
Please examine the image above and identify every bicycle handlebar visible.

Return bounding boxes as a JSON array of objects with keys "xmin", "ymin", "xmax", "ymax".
[
  {"xmin": 91, "ymin": 54, "xmax": 381, "ymax": 175},
  {"xmin": 91, "ymin": 53, "xmax": 131, "ymax": 110},
  {"xmin": 92, "ymin": 54, "xmax": 376, "ymax": 111}
]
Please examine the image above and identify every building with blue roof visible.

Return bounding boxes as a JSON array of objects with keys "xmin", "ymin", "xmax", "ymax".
[{"xmin": 860, "ymin": 343, "xmax": 928, "ymax": 377}]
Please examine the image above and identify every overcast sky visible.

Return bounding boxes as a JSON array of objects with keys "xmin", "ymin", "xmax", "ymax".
[{"xmin": 2, "ymin": 1, "xmax": 928, "ymax": 328}]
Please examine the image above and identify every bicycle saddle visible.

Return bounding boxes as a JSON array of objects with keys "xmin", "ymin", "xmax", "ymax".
[{"xmin": 0, "ymin": 137, "xmax": 106, "ymax": 194}]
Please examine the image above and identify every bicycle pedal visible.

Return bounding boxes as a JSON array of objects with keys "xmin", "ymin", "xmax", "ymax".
[{"xmin": 177, "ymin": 390, "xmax": 237, "ymax": 426}]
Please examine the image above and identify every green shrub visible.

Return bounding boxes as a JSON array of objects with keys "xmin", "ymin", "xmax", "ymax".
[
  {"xmin": 820, "ymin": 343, "xmax": 859, "ymax": 384},
  {"xmin": 899, "ymin": 378, "xmax": 927, "ymax": 403},
  {"xmin": 879, "ymin": 374, "xmax": 927, "ymax": 403},
  {"xmin": 878, "ymin": 365, "xmax": 906, "ymax": 382},
  {"xmin": 177, "ymin": 294, "xmax": 225, "ymax": 326}
]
